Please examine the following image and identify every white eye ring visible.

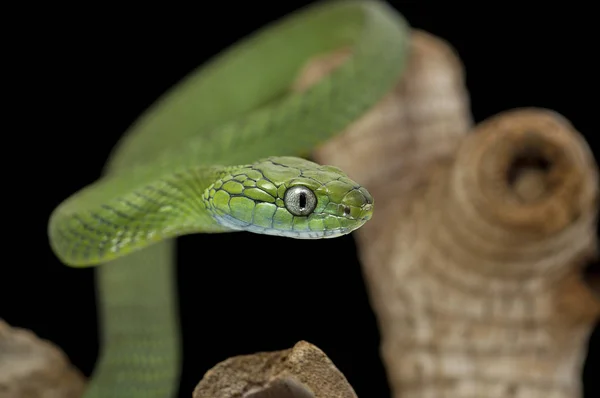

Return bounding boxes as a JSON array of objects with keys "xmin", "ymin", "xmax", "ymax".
[{"xmin": 284, "ymin": 186, "xmax": 317, "ymax": 216}]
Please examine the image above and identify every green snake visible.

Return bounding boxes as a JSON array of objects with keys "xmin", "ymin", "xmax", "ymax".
[{"xmin": 47, "ymin": 1, "xmax": 410, "ymax": 396}]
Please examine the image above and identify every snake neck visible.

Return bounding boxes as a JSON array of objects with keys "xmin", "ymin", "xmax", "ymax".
[{"xmin": 83, "ymin": 242, "xmax": 180, "ymax": 398}]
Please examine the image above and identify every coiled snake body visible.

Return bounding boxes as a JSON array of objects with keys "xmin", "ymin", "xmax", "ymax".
[{"xmin": 48, "ymin": 1, "xmax": 410, "ymax": 396}]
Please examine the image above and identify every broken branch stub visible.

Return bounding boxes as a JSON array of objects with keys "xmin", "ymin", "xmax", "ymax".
[{"xmin": 193, "ymin": 341, "xmax": 357, "ymax": 398}]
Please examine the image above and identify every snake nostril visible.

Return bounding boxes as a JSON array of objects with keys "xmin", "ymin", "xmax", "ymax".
[{"xmin": 344, "ymin": 206, "xmax": 351, "ymax": 216}]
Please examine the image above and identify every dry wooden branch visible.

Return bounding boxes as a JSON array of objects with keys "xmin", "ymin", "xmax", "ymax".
[
  {"xmin": 305, "ymin": 30, "xmax": 600, "ymax": 398},
  {"xmin": 193, "ymin": 341, "xmax": 357, "ymax": 398},
  {"xmin": 0, "ymin": 319, "xmax": 85, "ymax": 398}
]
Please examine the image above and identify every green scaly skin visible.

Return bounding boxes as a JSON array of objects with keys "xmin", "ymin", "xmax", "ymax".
[{"xmin": 47, "ymin": 0, "xmax": 410, "ymax": 396}]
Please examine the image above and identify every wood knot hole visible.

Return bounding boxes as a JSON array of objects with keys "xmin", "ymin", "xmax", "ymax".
[{"xmin": 506, "ymin": 146, "xmax": 552, "ymax": 202}]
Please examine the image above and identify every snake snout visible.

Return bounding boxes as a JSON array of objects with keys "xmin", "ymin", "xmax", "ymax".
[
  {"xmin": 358, "ymin": 203, "xmax": 373, "ymax": 221},
  {"xmin": 340, "ymin": 186, "xmax": 374, "ymax": 221},
  {"xmin": 360, "ymin": 203, "xmax": 374, "ymax": 221}
]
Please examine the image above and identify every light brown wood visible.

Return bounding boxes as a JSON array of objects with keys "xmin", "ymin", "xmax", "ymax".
[
  {"xmin": 305, "ymin": 30, "xmax": 600, "ymax": 398},
  {"xmin": 193, "ymin": 341, "xmax": 356, "ymax": 398},
  {"xmin": 0, "ymin": 319, "xmax": 85, "ymax": 398}
]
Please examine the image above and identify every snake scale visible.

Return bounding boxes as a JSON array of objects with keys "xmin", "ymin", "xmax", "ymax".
[{"xmin": 47, "ymin": 1, "xmax": 410, "ymax": 396}]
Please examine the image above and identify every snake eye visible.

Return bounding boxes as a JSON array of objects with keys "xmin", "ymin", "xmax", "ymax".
[{"xmin": 284, "ymin": 186, "xmax": 317, "ymax": 216}]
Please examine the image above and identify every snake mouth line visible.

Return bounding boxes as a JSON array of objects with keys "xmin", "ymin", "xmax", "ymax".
[
  {"xmin": 214, "ymin": 213, "xmax": 366, "ymax": 240},
  {"xmin": 283, "ymin": 226, "xmax": 362, "ymax": 239}
]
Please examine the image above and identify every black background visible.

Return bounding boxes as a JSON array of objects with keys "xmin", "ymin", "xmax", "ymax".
[{"xmin": 3, "ymin": 1, "xmax": 598, "ymax": 397}]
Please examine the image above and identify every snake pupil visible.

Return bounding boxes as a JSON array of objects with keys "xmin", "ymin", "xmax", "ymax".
[{"xmin": 299, "ymin": 192, "xmax": 307, "ymax": 209}]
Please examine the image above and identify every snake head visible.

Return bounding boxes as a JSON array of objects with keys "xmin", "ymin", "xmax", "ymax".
[{"xmin": 203, "ymin": 156, "xmax": 374, "ymax": 239}]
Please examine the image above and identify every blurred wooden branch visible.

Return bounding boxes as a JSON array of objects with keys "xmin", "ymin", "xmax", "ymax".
[
  {"xmin": 0, "ymin": 319, "xmax": 85, "ymax": 398},
  {"xmin": 304, "ymin": 30, "xmax": 600, "ymax": 398}
]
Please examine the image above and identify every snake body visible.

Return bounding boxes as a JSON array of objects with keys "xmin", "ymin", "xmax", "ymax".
[{"xmin": 47, "ymin": 1, "xmax": 410, "ymax": 396}]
